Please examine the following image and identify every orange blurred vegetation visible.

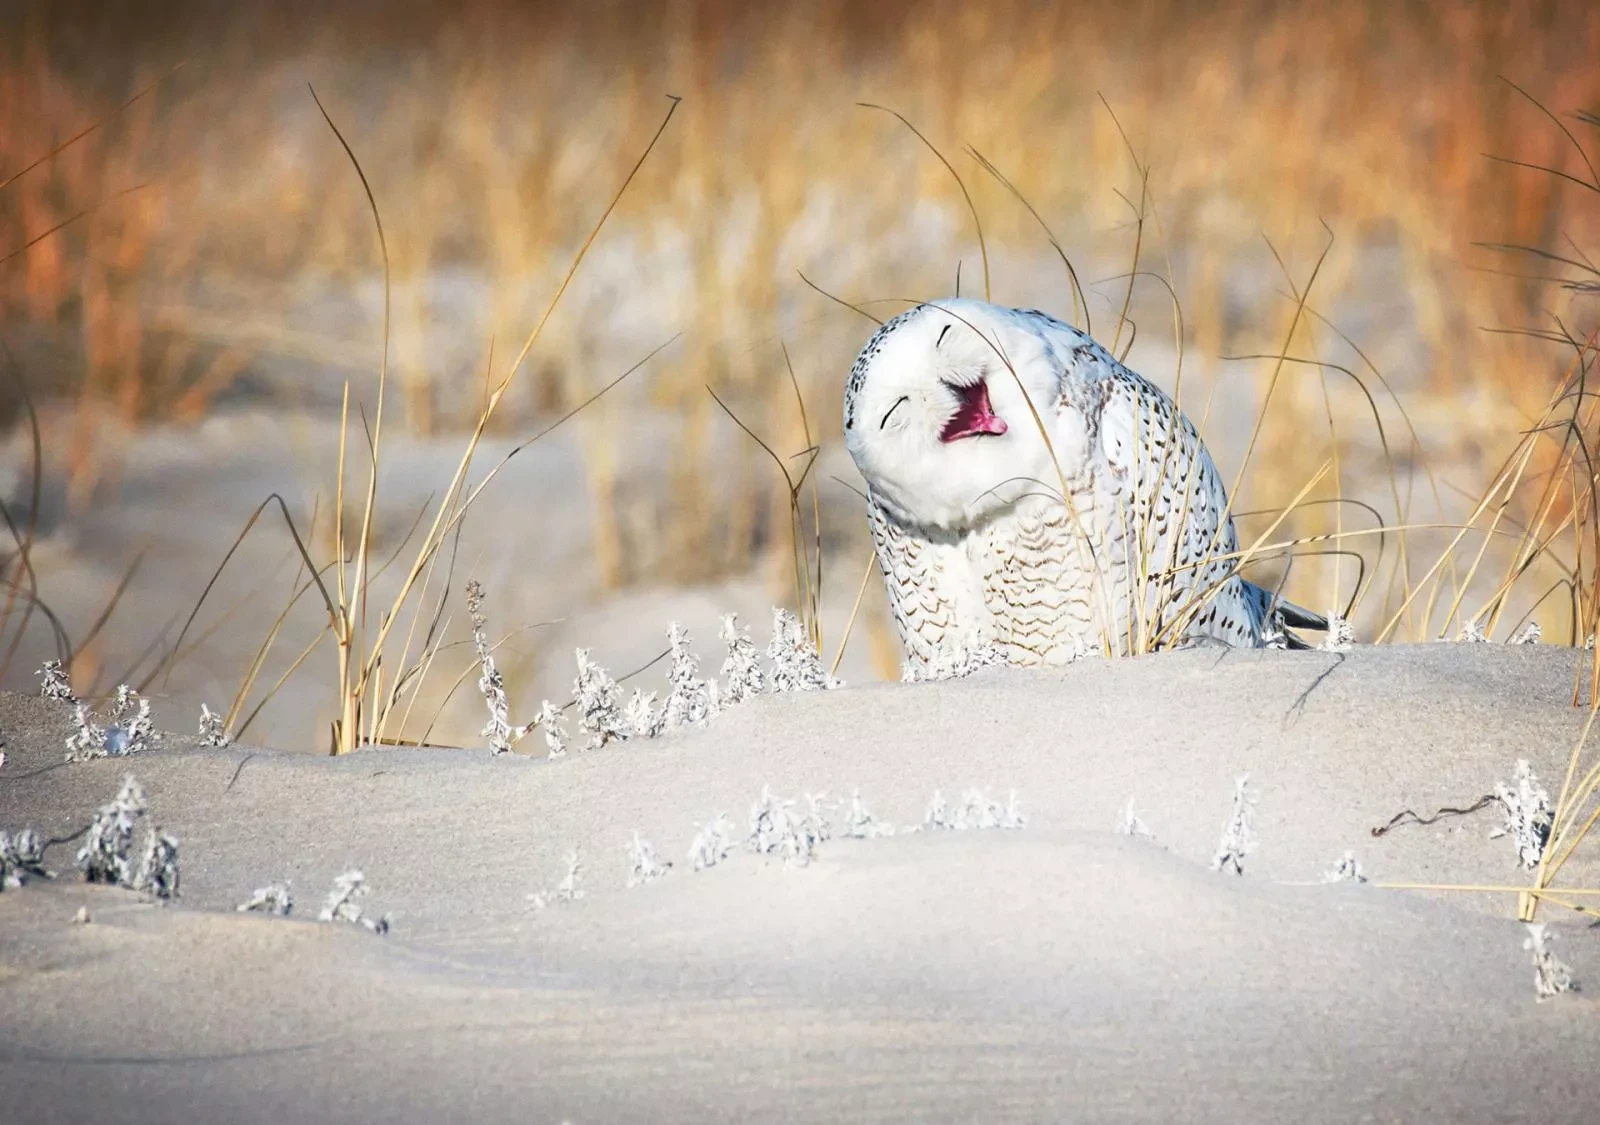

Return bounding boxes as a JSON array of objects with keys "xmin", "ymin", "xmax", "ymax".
[{"xmin": 1, "ymin": 0, "xmax": 1597, "ymax": 609}]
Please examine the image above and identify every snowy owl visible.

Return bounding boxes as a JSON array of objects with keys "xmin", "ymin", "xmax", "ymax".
[{"xmin": 842, "ymin": 298, "xmax": 1325, "ymax": 671}]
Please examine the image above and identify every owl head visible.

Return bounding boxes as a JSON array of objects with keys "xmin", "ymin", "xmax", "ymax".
[{"xmin": 842, "ymin": 299, "xmax": 1076, "ymax": 534}]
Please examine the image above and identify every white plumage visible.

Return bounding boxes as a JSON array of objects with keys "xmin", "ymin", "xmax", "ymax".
[{"xmin": 842, "ymin": 298, "xmax": 1323, "ymax": 672}]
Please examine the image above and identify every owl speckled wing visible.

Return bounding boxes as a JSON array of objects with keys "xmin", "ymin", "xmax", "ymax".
[
  {"xmin": 1034, "ymin": 314, "xmax": 1284, "ymax": 648},
  {"xmin": 867, "ymin": 493, "xmax": 991, "ymax": 669}
]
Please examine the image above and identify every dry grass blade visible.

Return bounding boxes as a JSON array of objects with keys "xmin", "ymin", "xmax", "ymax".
[
  {"xmin": 859, "ymin": 102, "xmax": 990, "ymax": 303},
  {"xmin": 796, "ymin": 270, "xmax": 883, "ymax": 326},
  {"xmin": 0, "ymin": 60, "xmax": 188, "ymax": 193}
]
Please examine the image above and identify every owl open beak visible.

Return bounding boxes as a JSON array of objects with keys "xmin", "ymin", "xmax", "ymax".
[{"xmin": 939, "ymin": 380, "xmax": 1008, "ymax": 442}]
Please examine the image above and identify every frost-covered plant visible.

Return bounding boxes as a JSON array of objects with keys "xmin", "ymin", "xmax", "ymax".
[
  {"xmin": 688, "ymin": 813, "xmax": 737, "ymax": 871},
  {"xmin": 1322, "ymin": 850, "xmax": 1367, "ymax": 884},
  {"xmin": 747, "ymin": 785, "xmax": 823, "ymax": 866},
  {"xmin": 1508, "ymin": 621, "xmax": 1542, "ymax": 645},
  {"xmin": 0, "ymin": 828, "xmax": 49, "ymax": 890},
  {"xmin": 1456, "ymin": 618, "xmax": 1489, "ymax": 643},
  {"xmin": 1321, "ymin": 611, "xmax": 1355, "ymax": 652},
  {"xmin": 923, "ymin": 788, "xmax": 1025, "ymax": 831},
  {"xmin": 1117, "ymin": 797, "xmax": 1154, "ymax": 839},
  {"xmin": 959, "ymin": 789, "xmax": 1026, "ymax": 830},
  {"xmin": 803, "ymin": 792, "xmax": 836, "ymax": 843},
  {"xmin": 767, "ymin": 608, "xmax": 840, "ymax": 693},
  {"xmin": 528, "ymin": 849, "xmax": 585, "ymax": 908},
  {"xmin": 718, "ymin": 613, "xmax": 767, "ymax": 704},
  {"xmin": 626, "ymin": 831, "xmax": 670, "ymax": 885},
  {"xmin": 1211, "ymin": 775, "xmax": 1256, "ymax": 875},
  {"xmin": 134, "ymin": 830, "xmax": 180, "ymax": 900},
  {"xmin": 68, "ymin": 688, "xmax": 157, "ymax": 761},
  {"xmin": 902, "ymin": 643, "xmax": 1006, "ymax": 683},
  {"xmin": 573, "ymin": 649, "xmax": 628, "ymax": 749},
  {"xmin": 197, "ymin": 704, "xmax": 232, "ymax": 747},
  {"xmin": 237, "ymin": 881, "xmax": 294, "ymax": 915},
  {"xmin": 318, "ymin": 870, "xmax": 390, "ymax": 934},
  {"xmin": 535, "ymin": 700, "xmax": 569, "ymax": 758},
  {"xmin": 554, "ymin": 849, "xmax": 583, "ymax": 901},
  {"xmin": 103, "ymin": 686, "xmax": 155, "ymax": 757},
  {"xmin": 1524, "ymin": 923, "xmax": 1578, "ymax": 1001},
  {"xmin": 77, "ymin": 776, "xmax": 147, "ymax": 886},
  {"xmin": 64, "ymin": 702, "xmax": 107, "ymax": 761},
  {"xmin": 623, "ymin": 690, "xmax": 665, "ymax": 740},
  {"xmin": 38, "ymin": 659, "xmax": 75, "ymax": 702},
  {"xmin": 1491, "ymin": 759, "xmax": 1553, "ymax": 869},
  {"xmin": 467, "ymin": 580, "xmax": 516, "ymax": 755},
  {"xmin": 664, "ymin": 622, "xmax": 715, "ymax": 729},
  {"xmin": 843, "ymin": 789, "xmax": 894, "ymax": 839},
  {"xmin": 923, "ymin": 788, "xmax": 954, "ymax": 831}
]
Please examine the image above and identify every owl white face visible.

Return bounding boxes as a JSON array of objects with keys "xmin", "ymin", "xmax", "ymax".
[{"xmin": 843, "ymin": 299, "xmax": 1065, "ymax": 534}]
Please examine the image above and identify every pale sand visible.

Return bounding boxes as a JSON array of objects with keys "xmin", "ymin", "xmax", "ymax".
[{"xmin": 2, "ymin": 644, "xmax": 1598, "ymax": 1122}]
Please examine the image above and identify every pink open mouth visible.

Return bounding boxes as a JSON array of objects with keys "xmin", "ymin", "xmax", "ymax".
[{"xmin": 939, "ymin": 380, "xmax": 1008, "ymax": 442}]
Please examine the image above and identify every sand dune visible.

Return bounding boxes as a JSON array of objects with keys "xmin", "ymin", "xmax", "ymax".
[{"xmin": 2, "ymin": 644, "xmax": 1598, "ymax": 1122}]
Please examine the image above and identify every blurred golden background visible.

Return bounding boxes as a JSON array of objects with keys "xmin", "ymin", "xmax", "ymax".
[{"xmin": 2, "ymin": 0, "xmax": 1597, "ymax": 747}]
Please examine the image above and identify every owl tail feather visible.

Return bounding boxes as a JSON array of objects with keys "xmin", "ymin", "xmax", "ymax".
[{"xmin": 1242, "ymin": 581, "xmax": 1328, "ymax": 649}]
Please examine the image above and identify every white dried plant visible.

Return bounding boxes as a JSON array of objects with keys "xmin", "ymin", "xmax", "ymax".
[
  {"xmin": 718, "ymin": 613, "xmax": 766, "ymax": 704},
  {"xmin": 134, "ymin": 829, "xmax": 180, "ymax": 900},
  {"xmin": 664, "ymin": 622, "xmax": 715, "ymax": 729},
  {"xmin": 923, "ymin": 788, "xmax": 954, "ymax": 831},
  {"xmin": 104, "ymin": 686, "xmax": 155, "ymax": 756},
  {"xmin": 1508, "ymin": 621, "xmax": 1542, "ymax": 645},
  {"xmin": 922, "ymin": 788, "xmax": 1025, "ymax": 831},
  {"xmin": 1491, "ymin": 759, "xmax": 1553, "ymax": 869},
  {"xmin": 318, "ymin": 870, "xmax": 390, "ymax": 934},
  {"xmin": 77, "ymin": 776, "xmax": 147, "ymax": 886},
  {"xmin": 197, "ymin": 704, "xmax": 232, "ymax": 748},
  {"xmin": 767, "ymin": 607, "xmax": 840, "ymax": 693},
  {"xmin": 528, "ymin": 849, "xmax": 585, "ymax": 909},
  {"xmin": 573, "ymin": 649, "xmax": 628, "ymax": 749},
  {"xmin": 1322, "ymin": 850, "xmax": 1367, "ymax": 884},
  {"xmin": 237, "ymin": 881, "xmax": 294, "ymax": 915},
  {"xmin": 535, "ymin": 700, "xmax": 569, "ymax": 758},
  {"xmin": 1321, "ymin": 611, "xmax": 1355, "ymax": 652},
  {"xmin": 1211, "ymin": 775, "xmax": 1257, "ymax": 876},
  {"xmin": 467, "ymin": 580, "xmax": 516, "ymax": 755},
  {"xmin": 554, "ymin": 849, "xmax": 583, "ymax": 902},
  {"xmin": 1, "ymin": 828, "xmax": 49, "ymax": 890},
  {"xmin": 747, "ymin": 785, "xmax": 823, "ymax": 867},
  {"xmin": 1456, "ymin": 618, "xmax": 1489, "ymax": 643},
  {"xmin": 1524, "ymin": 923, "xmax": 1578, "ymax": 1001},
  {"xmin": 624, "ymin": 690, "xmax": 665, "ymax": 739},
  {"xmin": 842, "ymin": 789, "xmax": 894, "ymax": 839},
  {"xmin": 902, "ymin": 643, "xmax": 1007, "ymax": 683},
  {"xmin": 65, "ymin": 702, "xmax": 107, "ymax": 761},
  {"xmin": 38, "ymin": 659, "xmax": 75, "ymax": 702},
  {"xmin": 963, "ymin": 789, "xmax": 1026, "ymax": 830},
  {"xmin": 626, "ymin": 831, "xmax": 671, "ymax": 886},
  {"xmin": 687, "ymin": 813, "xmax": 737, "ymax": 871},
  {"xmin": 1117, "ymin": 797, "xmax": 1154, "ymax": 840}
]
